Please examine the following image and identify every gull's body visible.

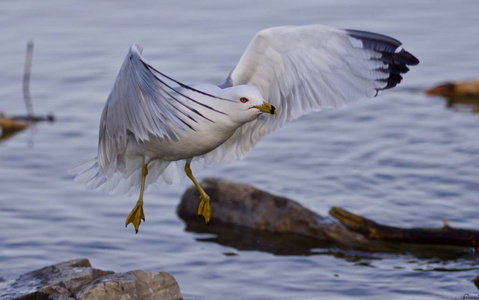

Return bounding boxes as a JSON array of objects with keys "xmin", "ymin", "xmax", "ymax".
[
  {"xmin": 74, "ymin": 24, "xmax": 419, "ymax": 232},
  {"xmin": 125, "ymin": 85, "xmax": 251, "ymax": 162}
]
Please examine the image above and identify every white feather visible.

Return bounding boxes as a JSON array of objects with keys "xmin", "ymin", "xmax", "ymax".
[{"xmin": 205, "ymin": 25, "xmax": 402, "ymax": 164}]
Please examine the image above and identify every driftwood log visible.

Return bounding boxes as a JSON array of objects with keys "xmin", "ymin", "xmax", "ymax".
[
  {"xmin": 0, "ymin": 116, "xmax": 29, "ymax": 140},
  {"xmin": 178, "ymin": 179, "xmax": 478, "ymax": 255},
  {"xmin": 0, "ymin": 114, "xmax": 54, "ymax": 141},
  {"xmin": 425, "ymin": 78, "xmax": 479, "ymax": 113},
  {"xmin": 0, "ymin": 116, "xmax": 29, "ymax": 132},
  {"xmin": 330, "ymin": 207, "xmax": 479, "ymax": 250},
  {"xmin": 178, "ymin": 178, "xmax": 371, "ymax": 253},
  {"xmin": 1, "ymin": 41, "xmax": 54, "ymax": 141},
  {"xmin": 425, "ymin": 78, "xmax": 479, "ymax": 97}
]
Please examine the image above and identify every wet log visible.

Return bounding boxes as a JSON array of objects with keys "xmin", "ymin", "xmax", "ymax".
[
  {"xmin": 179, "ymin": 179, "xmax": 477, "ymax": 256},
  {"xmin": 425, "ymin": 78, "xmax": 479, "ymax": 113},
  {"xmin": 0, "ymin": 41, "xmax": 55, "ymax": 141},
  {"xmin": 178, "ymin": 178, "xmax": 371, "ymax": 251},
  {"xmin": 0, "ymin": 116, "xmax": 29, "ymax": 132},
  {"xmin": 330, "ymin": 207, "xmax": 479, "ymax": 250},
  {"xmin": 0, "ymin": 113, "xmax": 54, "ymax": 140},
  {"xmin": 425, "ymin": 78, "xmax": 479, "ymax": 97},
  {"xmin": 10, "ymin": 114, "xmax": 55, "ymax": 122},
  {"xmin": 0, "ymin": 115, "xmax": 29, "ymax": 140}
]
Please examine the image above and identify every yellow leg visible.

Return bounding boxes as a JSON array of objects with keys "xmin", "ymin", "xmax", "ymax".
[
  {"xmin": 125, "ymin": 164, "xmax": 147, "ymax": 233},
  {"xmin": 184, "ymin": 160, "xmax": 211, "ymax": 223}
]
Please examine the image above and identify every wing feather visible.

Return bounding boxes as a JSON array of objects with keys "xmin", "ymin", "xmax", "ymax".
[
  {"xmin": 204, "ymin": 25, "xmax": 419, "ymax": 164},
  {"xmin": 98, "ymin": 44, "xmax": 224, "ymax": 176}
]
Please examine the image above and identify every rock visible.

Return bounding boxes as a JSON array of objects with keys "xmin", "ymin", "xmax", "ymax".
[
  {"xmin": 177, "ymin": 178, "xmax": 369, "ymax": 250},
  {"xmin": 425, "ymin": 78, "xmax": 479, "ymax": 97},
  {"xmin": 76, "ymin": 270, "xmax": 182, "ymax": 300},
  {"xmin": 473, "ymin": 275, "xmax": 479, "ymax": 289},
  {"xmin": 4, "ymin": 258, "xmax": 182, "ymax": 300}
]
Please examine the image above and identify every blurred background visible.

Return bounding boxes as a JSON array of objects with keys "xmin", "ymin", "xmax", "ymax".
[{"xmin": 1, "ymin": 0, "xmax": 478, "ymax": 299}]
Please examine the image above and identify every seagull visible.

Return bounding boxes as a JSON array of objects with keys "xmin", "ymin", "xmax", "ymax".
[{"xmin": 73, "ymin": 24, "xmax": 419, "ymax": 233}]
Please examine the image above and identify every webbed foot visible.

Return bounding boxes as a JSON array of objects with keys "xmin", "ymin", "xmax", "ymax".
[
  {"xmin": 126, "ymin": 200, "xmax": 145, "ymax": 233},
  {"xmin": 197, "ymin": 194, "xmax": 211, "ymax": 224}
]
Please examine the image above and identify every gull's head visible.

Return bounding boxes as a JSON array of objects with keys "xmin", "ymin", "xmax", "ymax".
[{"xmin": 225, "ymin": 85, "xmax": 278, "ymax": 124}]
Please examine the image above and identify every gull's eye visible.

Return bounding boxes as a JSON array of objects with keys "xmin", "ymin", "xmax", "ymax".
[{"xmin": 240, "ymin": 97, "xmax": 249, "ymax": 103}]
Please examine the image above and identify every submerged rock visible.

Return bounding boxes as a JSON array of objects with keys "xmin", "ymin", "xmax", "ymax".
[
  {"xmin": 178, "ymin": 178, "xmax": 369, "ymax": 250},
  {"xmin": 4, "ymin": 258, "xmax": 182, "ymax": 300}
]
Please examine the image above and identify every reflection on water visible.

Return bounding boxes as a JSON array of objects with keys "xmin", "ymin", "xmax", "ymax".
[
  {"xmin": 445, "ymin": 96, "xmax": 479, "ymax": 114},
  {"xmin": 425, "ymin": 79, "xmax": 479, "ymax": 114},
  {"xmin": 423, "ymin": 90, "xmax": 479, "ymax": 113},
  {"xmin": 180, "ymin": 212, "xmax": 477, "ymax": 261},
  {"xmin": 2, "ymin": 0, "xmax": 479, "ymax": 299},
  {"xmin": 0, "ymin": 126, "xmax": 26, "ymax": 141},
  {"xmin": 181, "ymin": 216, "xmax": 334, "ymax": 256}
]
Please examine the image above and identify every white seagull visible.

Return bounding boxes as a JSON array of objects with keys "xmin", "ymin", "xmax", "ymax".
[{"xmin": 74, "ymin": 24, "xmax": 419, "ymax": 233}]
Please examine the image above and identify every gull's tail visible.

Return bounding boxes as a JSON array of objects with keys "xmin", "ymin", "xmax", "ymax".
[
  {"xmin": 70, "ymin": 157, "xmax": 111, "ymax": 192},
  {"xmin": 70, "ymin": 156, "xmax": 189, "ymax": 195}
]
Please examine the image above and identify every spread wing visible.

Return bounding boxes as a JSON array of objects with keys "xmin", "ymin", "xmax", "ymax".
[
  {"xmin": 203, "ymin": 25, "xmax": 419, "ymax": 164},
  {"xmin": 98, "ymin": 44, "xmax": 225, "ymax": 175}
]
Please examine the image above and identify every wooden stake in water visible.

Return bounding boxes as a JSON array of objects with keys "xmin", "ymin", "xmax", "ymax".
[{"xmin": 23, "ymin": 40, "xmax": 34, "ymax": 120}]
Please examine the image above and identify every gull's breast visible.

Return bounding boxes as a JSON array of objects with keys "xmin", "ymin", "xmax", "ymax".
[{"xmin": 130, "ymin": 119, "xmax": 237, "ymax": 162}]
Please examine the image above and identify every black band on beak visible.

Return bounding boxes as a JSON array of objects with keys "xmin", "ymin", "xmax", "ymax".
[{"xmin": 270, "ymin": 105, "xmax": 276, "ymax": 115}]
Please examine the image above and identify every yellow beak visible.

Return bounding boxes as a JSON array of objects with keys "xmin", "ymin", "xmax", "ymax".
[{"xmin": 254, "ymin": 101, "xmax": 278, "ymax": 115}]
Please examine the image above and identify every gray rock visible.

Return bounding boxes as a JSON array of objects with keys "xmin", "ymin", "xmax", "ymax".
[
  {"xmin": 5, "ymin": 258, "xmax": 182, "ymax": 300},
  {"xmin": 76, "ymin": 270, "xmax": 182, "ymax": 300},
  {"xmin": 177, "ymin": 178, "xmax": 369, "ymax": 250}
]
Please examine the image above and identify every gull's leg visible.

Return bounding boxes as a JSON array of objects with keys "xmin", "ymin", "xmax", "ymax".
[
  {"xmin": 184, "ymin": 160, "xmax": 211, "ymax": 223},
  {"xmin": 125, "ymin": 164, "xmax": 148, "ymax": 233}
]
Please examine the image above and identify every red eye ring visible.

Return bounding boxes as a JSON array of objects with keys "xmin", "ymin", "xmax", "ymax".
[{"xmin": 240, "ymin": 97, "xmax": 249, "ymax": 103}]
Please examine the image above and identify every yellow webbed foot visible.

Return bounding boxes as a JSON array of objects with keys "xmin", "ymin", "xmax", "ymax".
[
  {"xmin": 125, "ymin": 200, "xmax": 145, "ymax": 234},
  {"xmin": 184, "ymin": 160, "xmax": 212, "ymax": 224},
  {"xmin": 197, "ymin": 194, "xmax": 211, "ymax": 224}
]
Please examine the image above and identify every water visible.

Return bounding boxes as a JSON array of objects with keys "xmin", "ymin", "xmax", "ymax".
[{"xmin": 1, "ymin": 1, "xmax": 479, "ymax": 299}]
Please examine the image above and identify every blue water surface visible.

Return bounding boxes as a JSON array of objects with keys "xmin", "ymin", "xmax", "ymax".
[{"xmin": 1, "ymin": 1, "xmax": 479, "ymax": 299}]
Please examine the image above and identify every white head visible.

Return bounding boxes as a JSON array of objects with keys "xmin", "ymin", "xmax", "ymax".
[{"xmin": 223, "ymin": 85, "xmax": 278, "ymax": 124}]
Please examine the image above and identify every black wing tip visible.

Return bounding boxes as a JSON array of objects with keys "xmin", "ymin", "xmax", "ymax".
[
  {"xmin": 345, "ymin": 29, "xmax": 402, "ymax": 47},
  {"xmin": 345, "ymin": 29, "xmax": 419, "ymax": 91},
  {"xmin": 400, "ymin": 49, "xmax": 420, "ymax": 66}
]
